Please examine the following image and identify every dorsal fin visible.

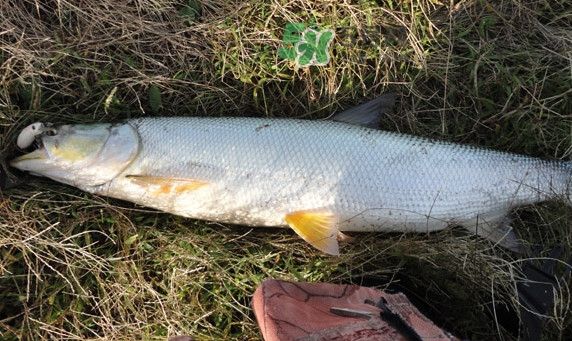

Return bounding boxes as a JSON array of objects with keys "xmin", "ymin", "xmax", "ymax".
[{"xmin": 328, "ymin": 93, "xmax": 396, "ymax": 128}]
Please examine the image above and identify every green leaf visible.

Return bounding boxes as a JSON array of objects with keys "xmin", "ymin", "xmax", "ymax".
[
  {"xmin": 124, "ymin": 234, "xmax": 139, "ymax": 246},
  {"xmin": 149, "ymin": 85, "xmax": 162, "ymax": 114},
  {"xmin": 179, "ymin": 0, "xmax": 202, "ymax": 23}
]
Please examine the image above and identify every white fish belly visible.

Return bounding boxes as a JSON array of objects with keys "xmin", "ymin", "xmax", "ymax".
[{"xmin": 86, "ymin": 117, "xmax": 571, "ymax": 233}]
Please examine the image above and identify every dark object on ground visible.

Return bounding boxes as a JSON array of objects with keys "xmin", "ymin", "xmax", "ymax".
[
  {"xmin": 0, "ymin": 151, "xmax": 26, "ymax": 190},
  {"xmin": 518, "ymin": 244, "xmax": 572, "ymax": 341}
]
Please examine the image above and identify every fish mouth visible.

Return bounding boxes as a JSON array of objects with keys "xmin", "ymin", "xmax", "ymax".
[{"xmin": 10, "ymin": 145, "xmax": 49, "ymax": 169}]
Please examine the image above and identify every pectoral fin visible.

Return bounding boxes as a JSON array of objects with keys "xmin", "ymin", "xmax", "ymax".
[
  {"xmin": 284, "ymin": 211, "xmax": 339, "ymax": 255},
  {"xmin": 126, "ymin": 175, "xmax": 209, "ymax": 195}
]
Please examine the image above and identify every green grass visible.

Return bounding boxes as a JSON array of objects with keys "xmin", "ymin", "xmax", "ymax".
[{"xmin": 1, "ymin": 0, "xmax": 572, "ymax": 340}]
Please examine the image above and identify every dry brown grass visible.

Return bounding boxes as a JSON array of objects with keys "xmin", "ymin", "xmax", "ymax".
[{"xmin": 2, "ymin": 0, "xmax": 572, "ymax": 340}]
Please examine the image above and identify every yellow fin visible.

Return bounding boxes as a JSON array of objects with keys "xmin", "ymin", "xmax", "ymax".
[
  {"xmin": 284, "ymin": 210, "xmax": 339, "ymax": 255},
  {"xmin": 126, "ymin": 175, "xmax": 209, "ymax": 195}
]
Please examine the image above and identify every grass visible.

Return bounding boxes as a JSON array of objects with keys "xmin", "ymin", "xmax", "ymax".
[{"xmin": 1, "ymin": 0, "xmax": 572, "ymax": 340}]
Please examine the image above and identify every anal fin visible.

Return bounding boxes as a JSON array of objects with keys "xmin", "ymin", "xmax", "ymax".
[
  {"xmin": 284, "ymin": 210, "xmax": 339, "ymax": 255},
  {"xmin": 466, "ymin": 214, "xmax": 524, "ymax": 253},
  {"xmin": 126, "ymin": 175, "xmax": 209, "ymax": 195}
]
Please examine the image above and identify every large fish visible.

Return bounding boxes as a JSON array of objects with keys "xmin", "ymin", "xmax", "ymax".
[{"xmin": 10, "ymin": 95, "xmax": 572, "ymax": 255}]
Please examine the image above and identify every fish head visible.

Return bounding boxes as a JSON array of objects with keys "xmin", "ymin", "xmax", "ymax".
[{"xmin": 10, "ymin": 123, "xmax": 139, "ymax": 186}]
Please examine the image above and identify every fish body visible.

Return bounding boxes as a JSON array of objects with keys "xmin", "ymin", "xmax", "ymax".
[{"xmin": 10, "ymin": 97, "xmax": 572, "ymax": 254}]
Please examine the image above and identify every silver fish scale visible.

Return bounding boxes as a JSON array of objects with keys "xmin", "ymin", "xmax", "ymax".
[{"xmin": 90, "ymin": 116, "xmax": 572, "ymax": 235}]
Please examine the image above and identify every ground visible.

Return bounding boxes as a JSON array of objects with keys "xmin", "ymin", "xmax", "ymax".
[{"xmin": 1, "ymin": 0, "xmax": 571, "ymax": 340}]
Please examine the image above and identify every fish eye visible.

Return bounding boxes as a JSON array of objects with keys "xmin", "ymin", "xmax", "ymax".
[{"xmin": 45, "ymin": 128, "xmax": 58, "ymax": 136}]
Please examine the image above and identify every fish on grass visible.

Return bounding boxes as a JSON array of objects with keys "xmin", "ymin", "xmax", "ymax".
[{"xmin": 10, "ymin": 94, "xmax": 572, "ymax": 255}]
